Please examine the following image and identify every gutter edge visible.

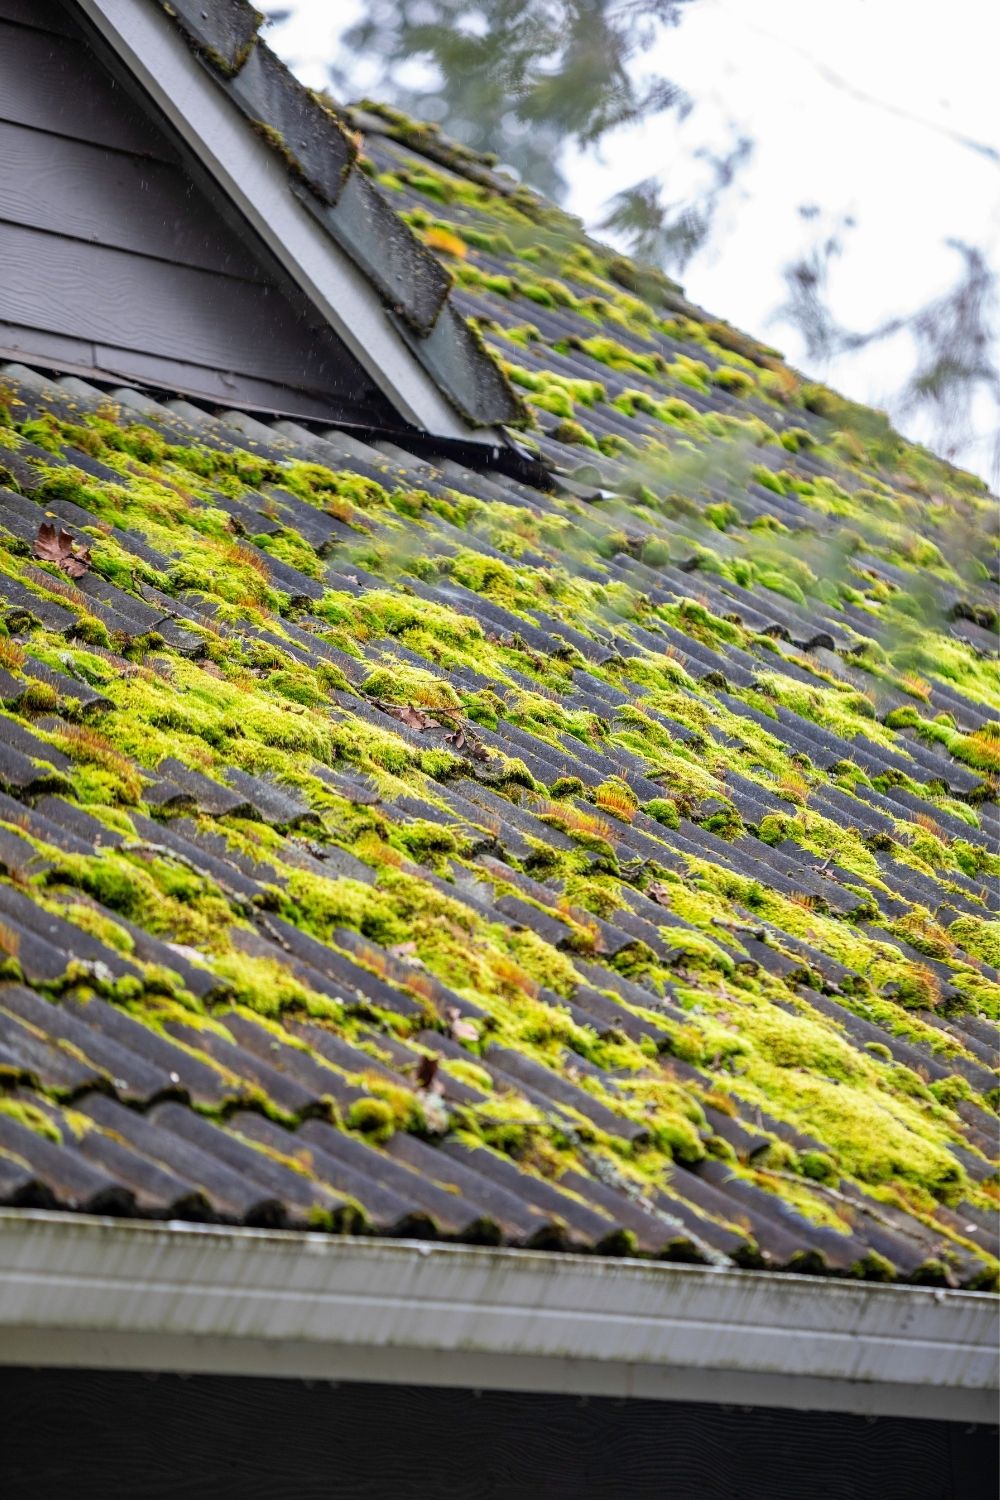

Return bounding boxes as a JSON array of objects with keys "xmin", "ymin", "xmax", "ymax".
[{"xmin": 0, "ymin": 1211, "xmax": 995, "ymax": 1422}]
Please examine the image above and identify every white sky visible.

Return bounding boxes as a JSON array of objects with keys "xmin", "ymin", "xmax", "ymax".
[{"xmin": 260, "ymin": 0, "xmax": 1000, "ymax": 484}]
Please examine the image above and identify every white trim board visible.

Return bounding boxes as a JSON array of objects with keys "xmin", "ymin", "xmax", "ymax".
[
  {"xmin": 72, "ymin": 0, "xmax": 492, "ymax": 441},
  {"xmin": 0, "ymin": 1212, "xmax": 995, "ymax": 1423}
]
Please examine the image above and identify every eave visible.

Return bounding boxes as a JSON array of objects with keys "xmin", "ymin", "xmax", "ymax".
[{"xmin": 0, "ymin": 1212, "xmax": 995, "ymax": 1423}]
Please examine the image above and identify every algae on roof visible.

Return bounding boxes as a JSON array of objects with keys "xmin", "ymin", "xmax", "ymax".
[{"xmin": 0, "ymin": 96, "xmax": 996, "ymax": 1287}]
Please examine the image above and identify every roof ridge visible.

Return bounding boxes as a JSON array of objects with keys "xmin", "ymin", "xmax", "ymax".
[{"xmin": 152, "ymin": 0, "xmax": 528, "ymax": 428}]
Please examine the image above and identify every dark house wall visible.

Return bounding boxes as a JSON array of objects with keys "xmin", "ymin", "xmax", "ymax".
[
  {"xmin": 0, "ymin": 1368, "xmax": 996, "ymax": 1500},
  {"xmin": 0, "ymin": 0, "xmax": 393, "ymax": 421}
]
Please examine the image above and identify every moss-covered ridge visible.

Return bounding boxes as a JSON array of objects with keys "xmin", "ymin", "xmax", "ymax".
[{"xmin": 0, "ymin": 174, "xmax": 995, "ymax": 1284}]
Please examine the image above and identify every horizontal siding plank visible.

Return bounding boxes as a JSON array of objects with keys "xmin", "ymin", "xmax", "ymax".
[
  {"xmin": 2, "ymin": 1367, "xmax": 990, "ymax": 1500},
  {"xmin": 0, "ymin": 0, "xmax": 76, "ymax": 33},
  {"xmin": 0, "ymin": 23, "xmax": 172, "ymax": 158},
  {"xmin": 0, "ymin": 319, "xmax": 96, "ymax": 373},
  {"xmin": 0, "ymin": 222, "xmax": 352, "ymax": 390},
  {"xmin": 93, "ymin": 348, "xmax": 358, "ymax": 420},
  {"xmin": 0, "ymin": 318, "xmax": 361, "ymax": 422},
  {"xmin": 0, "ymin": 120, "xmax": 267, "ymax": 280}
]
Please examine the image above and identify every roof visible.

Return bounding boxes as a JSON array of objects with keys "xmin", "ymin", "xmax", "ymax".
[{"xmin": 0, "ymin": 51, "xmax": 997, "ymax": 1295}]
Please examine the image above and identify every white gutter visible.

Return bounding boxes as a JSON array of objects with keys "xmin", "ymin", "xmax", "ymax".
[
  {"xmin": 73, "ymin": 0, "xmax": 493, "ymax": 442},
  {"xmin": 0, "ymin": 1212, "xmax": 995, "ymax": 1422}
]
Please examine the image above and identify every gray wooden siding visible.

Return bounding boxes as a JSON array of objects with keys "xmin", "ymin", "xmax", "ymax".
[
  {"xmin": 0, "ymin": 121, "xmax": 265, "ymax": 278},
  {"xmin": 0, "ymin": 0, "xmax": 76, "ymax": 35},
  {"xmin": 0, "ymin": 5, "xmax": 391, "ymax": 421}
]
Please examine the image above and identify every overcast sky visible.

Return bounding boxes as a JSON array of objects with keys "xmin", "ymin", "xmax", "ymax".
[{"xmin": 260, "ymin": 0, "xmax": 1000, "ymax": 485}]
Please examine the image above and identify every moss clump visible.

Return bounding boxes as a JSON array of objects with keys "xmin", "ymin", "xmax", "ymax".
[
  {"xmin": 551, "ymin": 419, "xmax": 598, "ymax": 449},
  {"xmin": 0, "ymin": 1097, "xmax": 62, "ymax": 1142},
  {"xmin": 645, "ymin": 797, "xmax": 680, "ymax": 829},
  {"xmin": 710, "ymin": 366, "xmax": 756, "ymax": 396},
  {"xmin": 800, "ymin": 1151, "xmax": 838, "ymax": 1184},
  {"xmin": 347, "ymin": 1097, "xmax": 396, "ymax": 1140}
]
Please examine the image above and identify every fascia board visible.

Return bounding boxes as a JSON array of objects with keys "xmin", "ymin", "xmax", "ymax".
[
  {"xmin": 72, "ymin": 0, "xmax": 497, "ymax": 441},
  {"xmin": 0, "ymin": 1212, "xmax": 996, "ymax": 1422}
]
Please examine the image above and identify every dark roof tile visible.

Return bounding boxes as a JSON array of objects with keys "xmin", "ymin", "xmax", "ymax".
[
  {"xmin": 298, "ymin": 1118, "xmax": 500, "ymax": 1241},
  {"xmin": 128, "ymin": 813, "xmax": 266, "ymax": 903},
  {"xmin": 0, "ymin": 107, "xmax": 995, "ymax": 1290},
  {"xmin": 0, "ymin": 985, "xmax": 175, "ymax": 1103},
  {"xmin": 385, "ymin": 1133, "xmax": 567, "ymax": 1247},
  {"xmin": 225, "ymin": 42, "xmax": 354, "ymax": 203},
  {"xmin": 219, "ymin": 1010, "xmax": 374, "ymax": 1114},
  {"xmin": 439, "ymin": 1139, "xmax": 630, "ymax": 1253},
  {"xmin": 161, "ymin": 1019, "xmax": 318, "ymax": 1118},
  {"xmin": 297, "ymin": 168, "xmax": 451, "ymax": 333},
  {"xmin": 484, "ymin": 1043, "xmax": 649, "ymax": 1144},
  {"xmin": 0, "ymin": 824, "xmax": 51, "ymax": 881},
  {"xmin": 0, "ymin": 1005, "xmax": 103, "ymax": 1094},
  {"xmin": 0, "ymin": 883, "xmax": 143, "ymax": 985},
  {"xmin": 60, "ymin": 993, "xmax": 232, "ymax": 1108},
  {"xmin": 153, "ymin": 1102, "xmax": 358, "ymax": 1227},
  {"xmin": 80, "ymin": 1093, "xmax": 284, "ymax": 1225},
  {"xmin": 221, "ymin": 768, "xmax": 317, "ymax": 827},
  {"xmin": 158, "ymin": 0, "xmax": 262, "ymax": 75},
  {"xmin": 0, "ymin": 1149, "xmax": 56, "ymax": 1209},
  {"xmin": 0, "ymin": 1109, "xmax": 134, "ymax": 1215},
  {"xmin": 33, "ymin": 796, "xmax": 123, "ymax": 850},
  {"xmin": 231, "ymin": 1110, "xmax": 430, "ymax": 1236}
]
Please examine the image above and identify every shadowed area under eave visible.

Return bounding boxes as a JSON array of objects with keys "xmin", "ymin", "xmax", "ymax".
[{"xmin": 0, "ymin": 103, "xmax": 996, "ymax": 1289}]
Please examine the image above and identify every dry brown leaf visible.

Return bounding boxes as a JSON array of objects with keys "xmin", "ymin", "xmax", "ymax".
[
  {"xmin": 415, "ymin": 1053, "xmax": 441, "ymax": 1091},
  {"xmin": 445, "ymin": 723, "xmax": 489, "ymax": 762},
  {"xmin": 32, "ymin": 522, "xmax": 92, "ymax": 579},
  {"xmin": 372, "ymin": 698, "xmax": 435, "ymax": 732}
]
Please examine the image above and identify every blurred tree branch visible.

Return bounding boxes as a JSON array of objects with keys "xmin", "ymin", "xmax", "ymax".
[
  {"xmin": 265, "ymin": 0, "xmax": 999, "ymax": 483},
  {"xmin": 335, "ymin": 0, "xmax": 695, "ymax": 199}
]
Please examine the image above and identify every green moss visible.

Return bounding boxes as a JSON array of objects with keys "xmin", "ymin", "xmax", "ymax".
[
  {"xmin": 800, "ymin": 1151, "xmax": 839, "ymax": 1184},
  {"xmin": 0, "ymin": 212, "xmax": 992, "ymax": 1278},
  {"xmin": 0, "ymin": 1096, "xmax": 62, "ymax": 1142},
  {"xmin": 347, "ymin": 1097, "xmax": 397, "ymax": 1140},
  {"xmin": 645, "ymin": 797, "xmax": 680, "ymax": 829},
  {"xmin": 286, "ymin": 870, "xmax": 406, "ymax": 947},
  {"xmin": 710, "ymin": 366, "xmax": 756, "ymax": 396},
  {"xmin": 551, "ymin": 419, "xmax": 599, "ymax": 449}
]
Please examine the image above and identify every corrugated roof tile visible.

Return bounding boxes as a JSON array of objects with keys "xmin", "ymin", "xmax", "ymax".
[{"xmin": 0, "ymin": 97, "xmax": 994, "ymax": 1286}]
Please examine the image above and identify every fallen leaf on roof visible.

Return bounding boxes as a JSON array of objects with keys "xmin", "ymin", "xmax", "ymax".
[
  {"xmin": 421, "ymin": 1090, "xmax": 450, "ymax": 1134},
  {"xmin": 414, "ymin": 1053, "xmax": 450, "ymax": 1131},
  {"xmin": 424, "ymin": 225, "xmax": 468, "ymax": 258},
  {"xmin": 369, "ymin": 696, "xmax": 491, "ymax": 760},
  {"xmin": 444, "ymin": 722, "xmax": 490, "ymax": 761},
  {"xmin": 372, "ymin": 698, "xmax": 436, "ymax": 731},
  {"xmin": 445, "ymin": 1006, "xmax": 478, "ymax": 1042},
  {"xmin": 32, "ymin": 522, "xmax": 92, "ymax": 578},
  {"xmin": 415, "ymin": 1053, "xmax": 441, "ymax": 1091}
]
